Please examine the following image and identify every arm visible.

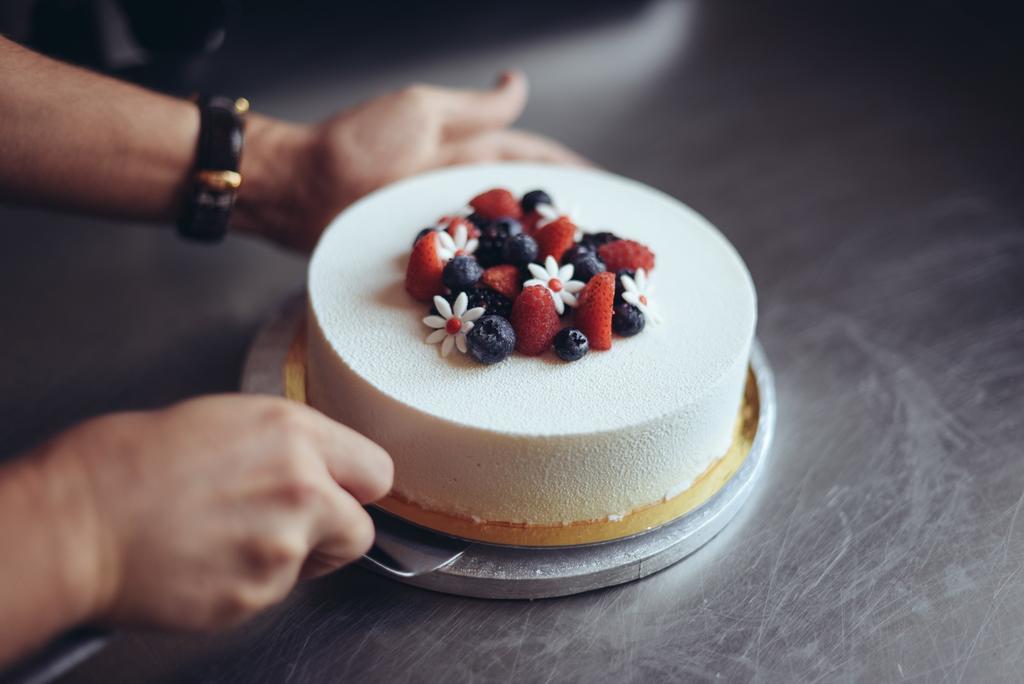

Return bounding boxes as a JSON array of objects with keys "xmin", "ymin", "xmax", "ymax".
[{"xmin": 0, "ymin": 36, "xmax": 587, "ymax": 252}]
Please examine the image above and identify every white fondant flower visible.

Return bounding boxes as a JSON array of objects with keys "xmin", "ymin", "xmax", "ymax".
[
  {"xmin": 621, "ymin": 268, "xmax": 661, "ymax": 323},
  {"xmin": 535, "ymin": 202, "xmax": 559, "ymax": 227},
  {"xmin": 422, "ymin": 292, "xmax": 485, "ymax": 357},
  {"xmin": 524, "ymin": 255, "xmax": 585, "ymax": 315},
  {"xmin": 436, "ymin": 221, "xmax": 478, "ymax": 261}
]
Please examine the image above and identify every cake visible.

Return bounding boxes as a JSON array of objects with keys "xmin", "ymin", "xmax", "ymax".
[{"xmin": 306, "ymin": 163, "xmax": 757, "ymax": 546}]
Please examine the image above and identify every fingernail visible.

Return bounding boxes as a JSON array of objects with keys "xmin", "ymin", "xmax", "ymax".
[{"xmin": 496, "ymin": 69, "xmax": 523, "ymax": 87}]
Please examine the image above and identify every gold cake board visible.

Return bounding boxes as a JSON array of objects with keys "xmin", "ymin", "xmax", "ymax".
[{"xmin": 283, "ymin": 317, "xmax": 759, "ymax": 547}]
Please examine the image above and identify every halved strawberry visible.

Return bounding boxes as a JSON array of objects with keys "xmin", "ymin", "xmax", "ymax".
[
  {"xmin": 404, "ymin": 231, "xmax": 445, "ymax": 301},
  {"xmin": 534, "ymin": 216, "xmax": 576, "ymax": 262},
  {"xmin": 522, "ymin": 210, "xmax": 544, "ymax": 237},
  {"xmin": 481, "ymin": 264, "xmax": 522, "ymax": 300},
  {"xmin": 511, "ymin": 285, "xmax": 561, "ymax": 356},
  {"xmin": 598, "ymin": 239, "xmax": 655, "ymax": 273},
  {"xmin": 469, "ymin": 188, "xmax": 523, "ymax": 221},
  {"xmin": 575, "ymin": 271, "xmax": 615, "ymax": 350}
]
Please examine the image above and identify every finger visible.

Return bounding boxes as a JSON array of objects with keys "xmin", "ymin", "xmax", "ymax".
[
  {"xmin": 437, "ymin": 70, "xmax": 529, "ymax": 138},
  {"xmin": 311, "ymin": 418, "xmax": 394, "ymax": 505},
  {"xmin": 445, "ymin": 128, "xmax": 594, "ymax": 167},
  {"xmin": 301, "ymin": 487, "xmax": 376, "ymax": 579}
]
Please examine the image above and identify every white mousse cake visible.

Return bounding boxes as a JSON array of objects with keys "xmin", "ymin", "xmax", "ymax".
[{"xmin": 306, "ymin": 163, "xmax": 757, "ymax": 546}]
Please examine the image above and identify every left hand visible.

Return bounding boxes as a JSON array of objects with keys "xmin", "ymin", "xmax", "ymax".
[{"xmin": 234, "ymin": 71, "xmax": 589, "ymax": 252}]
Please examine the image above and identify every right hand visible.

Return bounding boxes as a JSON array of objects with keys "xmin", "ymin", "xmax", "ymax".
[
  {"xmin": 48, "ymin": 395, "xmax": 392, "ymax": 632},
  {"xmin": 236, "ymin": 70, "xmax": 591, "ymax": 252}
]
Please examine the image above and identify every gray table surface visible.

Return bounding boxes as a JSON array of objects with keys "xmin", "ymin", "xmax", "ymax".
[{"xmin": 2, "ymin": 1, "xmax": 1022, "ymax": 682}]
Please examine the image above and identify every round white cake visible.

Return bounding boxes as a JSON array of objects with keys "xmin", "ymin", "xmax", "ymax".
[{"xmin": 306, "ymin": 163, "xmax": 756, "ymax": 540}]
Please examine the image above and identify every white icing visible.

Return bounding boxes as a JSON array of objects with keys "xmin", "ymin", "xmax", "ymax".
[
  {"xmin": 307, "ymin": 163, "xmax": 756, "ymax": 524},
  {"xmin": 607, "ymin": 513, "xmax": 626, "ymax": 522},
  {"xmin": 663, "ymin": 475, "xmax": 698, "ymax": 503},
  {"xmin": 523, "ymin": 256, "xmax": 585, "ymax": 314}
]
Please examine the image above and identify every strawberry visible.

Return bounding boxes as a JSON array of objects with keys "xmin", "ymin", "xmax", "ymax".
[
  {"xmin": 404, "ymin": 231, "xmax": 445, "ymax": 301},
  {"xmin": 511, "ymin": 285, "xmax": 561, "ymax": 356},
  {"xmin": 469, "ymin": 188, "xmax": 522, "ymax": 221},
  {"xmin": 598, "ymin": 239, "xmax": 655, "ymax": 273},
  {"xmin": 575, "ymin": 271, "xmax": 615, "ymax": 350},
  {"xmin": 481, "ymin": 264, "xmax": 522, "ymax": 300},
  {"xmin": 534, "ymin": 216, "xmax": 576, "ymax": 262},
  {"xmin": 522, "ymin": 210, "xmax": 544, "ymax": 237}
]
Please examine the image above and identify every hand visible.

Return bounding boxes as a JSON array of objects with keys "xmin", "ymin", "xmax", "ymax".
[
  {"xmin": 235, "ymin": 71, "xmax": 589, "ymax": 252},
  {"xmin": 46, "ymin": 395, "xmax": 392, "ymax": 632}
]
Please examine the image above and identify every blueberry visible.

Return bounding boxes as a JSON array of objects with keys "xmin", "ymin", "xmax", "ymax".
[
  {"xmin": 614, "ymin": 269, "xmax": 636, "ymax": 304},
  {"xmin": 581, "ymin": 231, "xmax": 619, "ymax": 250},
  {"xmin": 492, "ymin": 217, "xmax": 523, "ymax": 237},
  {"xmin": 413, "ymin": 226, "xmax": 439, "ymax": 247},
  {"xmin": 467, "ymin": 288, "xmax": 512, "ymax": 319},
  {"xmin": 553, "ymin": 328, "xmax": 589, "ymax": 361},
  {"xmin": 521, "ymin": 189, "xmax": 553, "ymax": 214},
  {"xmin": 467, "ymin": 212, "xmax": 489, "ymax": 229},
  {"xmin": 502, "ymin": 233, "xmax": 539, "ymax": 266},
  {"xmin": 561, "ymin": 243, "xmax": 594, "ymax": 265},
  {"xmin": 475, "ymin": 227, "xmax": 507, "ymax": 267},
  {"xmin": 571, "ymin": 252, "xmax": 606, "ymax": 283},
  {"xmin": 466, "ymin": 315, "xmax": 516, "ymax": 364},
  {"xmin": 612, "ymin": 303, "xmax": 645, "ymax": 337},
  {"xmin": 442, "ymin": 256, "xmax": 483, "ymax": 292}
]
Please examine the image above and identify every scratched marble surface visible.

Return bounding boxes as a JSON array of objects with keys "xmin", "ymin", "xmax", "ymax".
[{"xmin": 1, "ymin": 1, "xmax": 1022, "ymax": 682}]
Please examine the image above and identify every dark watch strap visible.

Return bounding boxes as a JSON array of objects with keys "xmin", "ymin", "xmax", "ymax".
[{"xmin": 177, "ymin": 95, "xmax": 249, "ymax": 242}]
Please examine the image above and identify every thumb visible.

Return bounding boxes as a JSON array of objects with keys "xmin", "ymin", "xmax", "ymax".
[{"xmin": 439, "ymin": 70, "xmax": 529, "ymax": 138}]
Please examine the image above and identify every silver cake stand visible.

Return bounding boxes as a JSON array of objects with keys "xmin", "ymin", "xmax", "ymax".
[{"xmin": 241, "ymin": 295, "xmax": 776, "ymax": 600}]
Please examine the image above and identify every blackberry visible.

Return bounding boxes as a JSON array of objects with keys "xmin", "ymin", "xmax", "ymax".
[
  {"xmin": 581, "ymin": 231, "xmax": 619, "ymax": 250},
  {"xmin": 492, "ymin": 217, "xmax": 523, "ymax": 238},
  {"xmin": 502, "ymin": 233, "xmax": 539, "ymax": 266},
  {"xmin": 442, "ymin": 256, "xmax": 483, "ymax": 292},
  {"xmin": 467, "ymin": 288, "xmax": 512, "ymax": 319},
  {"xmin": 571, "ymin": 252, "xmax": 606, "ymax": 283},
  {"xmin": 614, "ymin": 269, "xmax": 636, "ymax": 304},
  {"xmin": 466, "ymin": 315, "xmax": 516, "ymax": 365},
  {"xmin": 612, "ymin": 303, "xmax": 645, "ymax": 337},
  {"xmin": 521, "ymin": 189, "xmax": 553, "ymax": 214},
  {"xmin": 561, "ymin": 243, "xmax": 594, "ymax": 265},
  {"xmin": 467, "ymin": 212, "xmax": 489, "ymax": 229},
  {"xmin": 475, "ymin": 226, "xmax": 507, "ymax": 267},
  {"xmin": 553, "ymin": 328, "xmax": 589, "ymax": 362}
]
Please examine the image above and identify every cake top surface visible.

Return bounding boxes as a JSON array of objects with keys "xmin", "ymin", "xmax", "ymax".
[{"xmin": 308, "ymin": 163, "xmax": 756, "ymax": 436}]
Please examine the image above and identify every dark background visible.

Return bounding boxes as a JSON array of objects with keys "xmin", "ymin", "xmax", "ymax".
[{"xmin": 1, "ymin": 1, "xmax": 1023, "ymax": 681}]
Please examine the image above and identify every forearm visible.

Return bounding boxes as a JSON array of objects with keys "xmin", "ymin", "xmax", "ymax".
[
  {"xmin": 0, "ymin": 36, "xmax": 309, "ymax": 239},
  {"xmin": 0, "ymin": 37, "xmax": 199, "ymax": 221},
  {"xmin": 0, "ymin": 438, "xmax": 107, "ymax": 667}
]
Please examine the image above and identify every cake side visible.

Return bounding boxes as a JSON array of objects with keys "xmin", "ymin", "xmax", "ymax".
[{"xmin": 308, "ymin": 303, "xmax": 751, "ymax": 523}]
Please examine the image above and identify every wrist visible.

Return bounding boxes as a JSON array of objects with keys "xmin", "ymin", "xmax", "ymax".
[
  {"xmin": 232, "ymin": 113, "xmax": 317, "ymax": 248},
  {"xmin": 27, "ymin": 430, "xmax": 119, "ymax": 626}
]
